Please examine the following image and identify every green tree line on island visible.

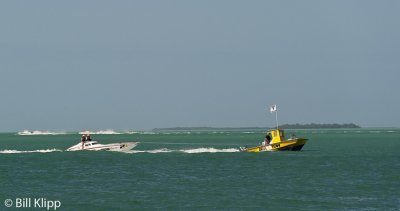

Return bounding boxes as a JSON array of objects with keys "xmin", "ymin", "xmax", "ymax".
[
  {"xmin": 154, "ymin": 123, "xmax": 360, "ymax": 131},
  {"xmin": 278, "ymin": 123, "xmax": 360, "ymax": 129}
]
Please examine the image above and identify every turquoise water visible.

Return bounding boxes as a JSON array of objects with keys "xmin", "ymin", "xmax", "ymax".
[{"xmin": 1, "ymin": 129, "xmax": 399, "ymax": 210}]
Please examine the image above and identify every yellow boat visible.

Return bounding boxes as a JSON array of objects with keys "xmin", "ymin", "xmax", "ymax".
[{"xmin": 240, "ymin": 129, "xmax": 307, "ymax": 152}]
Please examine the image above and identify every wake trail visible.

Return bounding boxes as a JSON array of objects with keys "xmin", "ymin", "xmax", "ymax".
[
  {"xmin": 1, "ymin": 147, "xmax": 241, "ymax": 154},
  {"xmin": 141, "ymin": 142, "xmax": 243, "ymax": 146},
  {"xmin": 180, "ymin": 148, "xmax": 240, "ymax": 153},
  {"xmin": 0, "ymin": 149, "xmax": 62, "ymax": 154},
  {"xmin": 123, "ymin": 147, "xmax": 240, "ymax": 154}
]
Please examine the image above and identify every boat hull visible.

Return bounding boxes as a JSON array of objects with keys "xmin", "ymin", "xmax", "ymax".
[
  {"xmin": 67, "ymin": 141, "xmax": 138, "ymax": 151},
  {"xmin": 241, "ymin": 138, "xmax": 307, "ymax": 152}
]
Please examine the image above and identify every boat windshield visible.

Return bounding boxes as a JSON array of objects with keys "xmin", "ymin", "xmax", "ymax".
[{"xmin": 84, "ymin": 141, "xmax": 98, "ymax": 146}]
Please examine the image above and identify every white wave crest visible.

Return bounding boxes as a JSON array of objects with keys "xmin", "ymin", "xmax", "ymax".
[
  {"xmin": 79, "ymin": 130, "xmax": 121, "ymax": 135},
  {"xmin": 181, "ymin": 148, "xmax": 239, "ymax": 153},
  {"xmin": 146, "ymin": 148, "xmax": 173, "ymax": 153},
  {"xmin": 138, "ymin": 131, "xmax": 157, "ymax": 135},
  {"xmin": 0, "ymin": 149, "xmax": 62, "ymax": 154},
  {"xmin": 17, "ymin": 130, "xmax": 67, "ymax": 136},
  {"xmin": 369, "ymin": 131, "xmax": 381, "ymax": 134}
]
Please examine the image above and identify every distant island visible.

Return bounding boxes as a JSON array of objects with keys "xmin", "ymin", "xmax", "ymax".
[
  {"xmin": 278, "ymin": 123, "xmax": 360, "ymax": 129},
  {"xmin": 153, "ymin": 127, "xmax": 266, "ymax": 131},
  {"xmin": 153, "ymin": 123, "xmax": 360, "ymax": 131}
]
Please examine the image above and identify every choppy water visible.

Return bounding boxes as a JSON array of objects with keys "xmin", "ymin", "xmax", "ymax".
[{"xmin": 1, "ymin": 129, "xmax": 399, "ymax": 210}]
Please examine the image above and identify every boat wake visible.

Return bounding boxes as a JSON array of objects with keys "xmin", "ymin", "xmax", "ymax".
[
  {"xmin": 0, "ymin": 149, "xmax": 62, "ymax": 154},
  {"xmin": 123, "ymin": 147, "xmax": 240, "ymax": 154},
  {"xmin": 124, "ymin": 148, "xmax": 173, "ymax": 154},
  {"xmin": 180, "ymin": 147, "xmax": 240, "ymax": 153},
  {"xmin": 0, "ymin": 147, "xmax": 240, "ymax": 154}
]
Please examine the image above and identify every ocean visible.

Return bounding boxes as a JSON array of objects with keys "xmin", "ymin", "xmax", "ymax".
[{"xmin": 1, "ymin": 129, "xmax": 399, "ymax": 210}]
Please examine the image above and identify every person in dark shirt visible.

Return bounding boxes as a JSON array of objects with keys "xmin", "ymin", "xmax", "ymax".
[
  {"xmin": 264, "ymin": 133, "xmax": 272, "ymax": 145},
  {"xmin": 86, "ymin": 133, "xmax": 92, "ymax": 142},
  {"xmin": 81, "ymin": 134, "xmax": 86, "ymax": 149}
]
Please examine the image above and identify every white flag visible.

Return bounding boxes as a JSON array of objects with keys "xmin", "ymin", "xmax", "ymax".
[{"xmin": 270, "ymin": 105, "xmax": 277, "ymax": 113}]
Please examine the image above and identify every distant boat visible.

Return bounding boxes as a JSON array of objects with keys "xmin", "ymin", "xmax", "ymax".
[
  {"xmin": 17, "ymin": 130, "xmax": 65, "ymax": 135},
  {"xmin": 240, "ymin": 128, "xmax": 307, "ymax": 152}
]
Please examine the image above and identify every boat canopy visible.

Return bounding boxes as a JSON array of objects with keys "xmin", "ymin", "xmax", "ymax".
[{"xmin": 268, "ymin": 129, "xmax": 285, "ymax": 144}]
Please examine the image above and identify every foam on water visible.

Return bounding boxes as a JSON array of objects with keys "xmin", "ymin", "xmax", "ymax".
[
  {"xmin": 124, "ymin": 148, "xmax": 173, "ymax": 154},
  {"xmin": 181, "ymin": 148, "xmax": 240, "ymax": 153},
  {"xmin": 209, "ymin": 131, "xmax": 231, "ymax": 134},
  {"xmin": 123, "ymin": 147, "xmax": 240, "ymax": 154},
  {"xmin": 368, "ymin": 130, "xmax": 382, "ymax": 134},
  {"xmin": 123, "ymin": 131, "xmax": 159, "ymax": 135},
  {"xmin": 139, "ymin": 131, "xmax": 157, "ymax": 135},
  {"xmin": 0, "ymin": 149, "xmax": 62, "ymax": 154},
  {"xmin": 147, "ymin": 148, "xmax": 173, "ymax": 153}
]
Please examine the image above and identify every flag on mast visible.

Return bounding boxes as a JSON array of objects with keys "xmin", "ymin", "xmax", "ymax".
[{"xmin": 270, "ymin": 104, "xmax": 277, "ymax": 113}]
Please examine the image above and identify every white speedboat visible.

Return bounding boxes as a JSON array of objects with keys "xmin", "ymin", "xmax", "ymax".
[{"xmin": 67, "ymin": 141, "xmax": 138, "ymax": 151}]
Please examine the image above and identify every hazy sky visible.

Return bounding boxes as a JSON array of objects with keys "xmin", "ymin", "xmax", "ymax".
[{"xmin": 1, "ymin": 0, "xmax": 399, "ymax": 131}]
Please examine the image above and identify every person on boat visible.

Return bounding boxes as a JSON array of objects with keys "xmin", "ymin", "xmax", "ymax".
[
  {"xmin": 81, "ymin": 134, "xmax": 86, "ymax": 149},
  {"xmin": 263, "ymin": 133, "xmax": 272, "ymax": 145},
  {"xmin": 85, "ymin": 133, "xmax": 92, "ymax": 142}
]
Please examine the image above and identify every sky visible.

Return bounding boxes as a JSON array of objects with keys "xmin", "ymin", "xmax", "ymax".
[{"xmin": 0, "ymin": 0, "xmax": 399, "ymax": 131}]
